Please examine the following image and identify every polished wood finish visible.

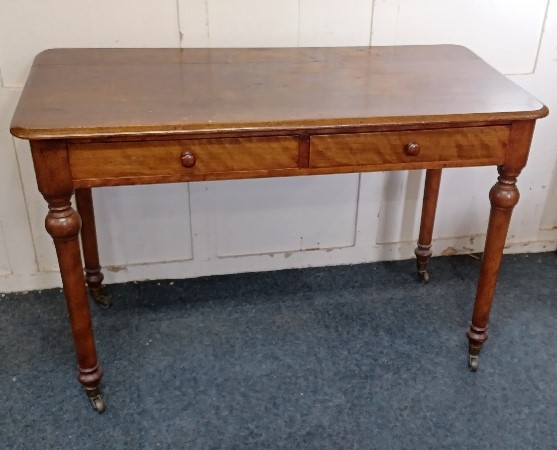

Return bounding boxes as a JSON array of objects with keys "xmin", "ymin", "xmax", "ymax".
[
  {"xmin": 68, "ymin": 136, "xmax": 300, "ymax": 182},
  {"xmin": 68, "ymin": 126, "xmax": 509, "ymax": 188},
  {"xmin": 466, "ymin": 120, "xmax": 537, "ymax": 370},
  {"xmin": 11, "ymin": 46, "xmax": 547, "ymax": 412},
  {"xmin": 11, "ymin": 46, "xmax": 546, "ymax": 141},
  {"xmin": 29, "ymin": 141, "xmax": 103, "ymax": 409},
  {"xmin": 404, "ymin": 142, "xmax": 421, "ymax": 157},
  {"xmin": 415, "ymin": 169, "xmax": 443, "ymax": 282},
  {"xmin": 309, "ymin": 126, "xmax": 508, "ymax": 169}
]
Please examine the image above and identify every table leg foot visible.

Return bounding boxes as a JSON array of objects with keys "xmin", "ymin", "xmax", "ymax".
[
  {"xmin": 466, "ymin": 323, "xmax": 487, "ymax": 372},
  {"xmin": 416, "ymin": 262, "xmax": 430, "ymax": 283},
  {"xmin": 468, "ymin": 354, "xmax": 479, "ymax": 371},
  {"xmin": 91, "ymin": 288, "xmax": 113, "ymax": 309},
  {"xmin": 87, "ymin": 386, "xmax": 106, "ymax": 413},
  {"xmin": 468, "ymin": 345, "xmax": 481, "ymax": 372},
  {"xmin": 85, "ymin": 266, "xmax": 111, "ymax": 309}
]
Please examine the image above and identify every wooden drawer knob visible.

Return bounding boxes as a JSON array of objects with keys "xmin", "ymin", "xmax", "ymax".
[
  {"xmin": 404, "ymin": 142, "xmax": 420, "ymax": 156},
  {"xmin": 181, "ymin": 151, "xmax": 196, "ymax": 168}
]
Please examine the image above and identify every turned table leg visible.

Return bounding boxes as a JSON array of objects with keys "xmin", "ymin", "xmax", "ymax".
[
  {"xmin": 466, "ymin": 121, "xmax": 536, "ymax": 371},
  {"xmin": 46, "ymin": 199, "xmax": 105, "ymax": 412},
  {"xmin": 31, "ymin": 141, "xmax": 105, "ymax": 412},
  {"xmin": 414, "ymin": 169, "xmax": 442, "ymax": 283},
  {"xmin": 75, "ymin": 188, "xmax": 112, "ymax": 309},
  {"xmin": 466, "ymin": 166, "xmax": 519, "ymax": 371}
]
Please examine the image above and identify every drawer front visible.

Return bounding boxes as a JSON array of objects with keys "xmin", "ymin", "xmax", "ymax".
[
  {"xmin": 309, "ymin": 126, "xmax": 509, "ymax": 168},
  {"xmin": 69, "ymin": 136, "xmax": 300, "ymax": 180}
]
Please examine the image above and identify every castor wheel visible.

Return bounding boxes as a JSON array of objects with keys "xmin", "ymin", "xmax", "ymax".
[
  {"xmin": 468, "ymin": 354, "xmax": 479, "ymax": 372},
  {"xmin": 87, "ymin": 388, "xmax": 106, "ymax": 413},
  {"xmin": 92, "ymin": 290, "xmax": 113, "ymax": 309},
  {"xmin": 418, "ymin": 270, "xmax": 430, "ymax": 284},
  {"xmin": 91, "ymin": 395, "xmax": 106, "ymax": 413}
]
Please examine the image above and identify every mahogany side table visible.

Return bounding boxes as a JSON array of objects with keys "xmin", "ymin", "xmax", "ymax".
[{"xmin": 10, "ymin": 46, "xmax": 548, "ymax": 412}]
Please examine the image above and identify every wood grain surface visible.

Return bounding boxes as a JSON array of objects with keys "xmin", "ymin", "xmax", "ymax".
[
  {"xmin": 69, "ymin": 136, "xmax": 299, "ymax": 180},
  {"xmin": 10, "ymin": 46, "xmax": 547, "ymax": 140},
  {"xmin": 309, "ymin": 126, "xmax": 509, "ymax": 168}
]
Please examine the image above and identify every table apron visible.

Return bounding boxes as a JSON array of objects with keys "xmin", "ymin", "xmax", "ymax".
[{"xmin": 68, "ymin": 125, "xmax": 509, "ymax": 188}]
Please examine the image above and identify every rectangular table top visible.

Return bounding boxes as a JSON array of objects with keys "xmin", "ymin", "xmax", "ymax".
[{"xmin": 10, "ymin": 45, "xmax": 547, "ymax": 141}]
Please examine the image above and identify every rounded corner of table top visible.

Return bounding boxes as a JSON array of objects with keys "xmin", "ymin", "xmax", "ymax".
[
  {"xmin": 9, "ymin": 123, "xmax": 30, "ymax": 140},
  {"xmin": 534, "ymin": 104, "xmax": 550, "ymax": 119},
  {"xmin": 32, "ymin": 48, "xmax": 64, "ymax": 66}
]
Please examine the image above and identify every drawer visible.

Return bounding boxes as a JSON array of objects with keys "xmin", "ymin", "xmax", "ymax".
[
  {"xmin": 309, "ymin": 126, "xmax": 509, "ymax": 169},
  {"xmin": 69, "ymin": 136, "xmax": 300, "ymax": 181}
]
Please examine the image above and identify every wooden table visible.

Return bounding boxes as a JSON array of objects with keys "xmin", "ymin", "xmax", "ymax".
[{"xmin": 10, "ymin": 46, "xmax": 547, "ymax": 413}]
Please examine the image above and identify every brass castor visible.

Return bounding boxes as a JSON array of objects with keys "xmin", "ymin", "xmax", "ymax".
[
  {"xmin": 416, "ymin": 260, "xmax": 431, "ymax": 284},
  {"xmin": 468, "ymin": 354, "xmax": 479, "ymax": 371},
  {"xmin": 87, "ymin": 387, "xmax": 106, "ymax": 413},
  {"xmin": 91, "ymin": 396, "xmax": 106, "ymax": 413},
  {"xmin": 418, "ymin": 270, "xmax": 430, "ymax": 284},
  {"xmin": 468, "ymin": 344, "xmax": 481, "ymax": 372},
  {"xmin": 91, "ymin": 289, "xmax": 113, "ymax": 309}
]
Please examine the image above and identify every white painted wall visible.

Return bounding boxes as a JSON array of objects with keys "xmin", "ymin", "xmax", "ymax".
[{"xmin": 1, "ymin": 0, "xmax": 556, "ymax": 293}]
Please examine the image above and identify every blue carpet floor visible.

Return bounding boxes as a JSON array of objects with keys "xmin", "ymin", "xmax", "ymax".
[{"xmin": 1, "ymin": 253, "xmax": 556, "ymax": 449}]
